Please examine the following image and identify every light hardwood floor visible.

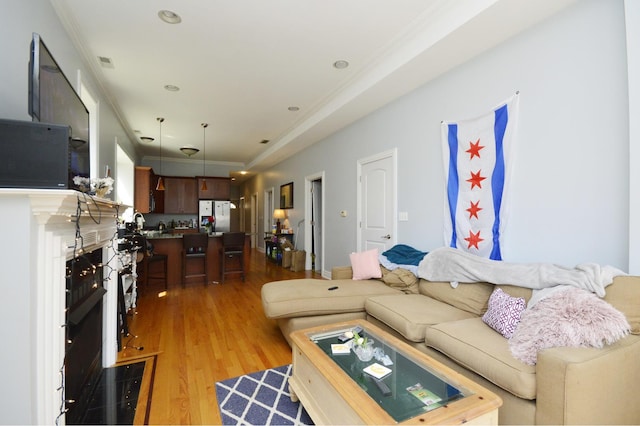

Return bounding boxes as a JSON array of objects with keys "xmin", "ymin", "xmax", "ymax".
[{"xmin": 117, "ymin": 248, "xmax": 323, "ymax": 424}]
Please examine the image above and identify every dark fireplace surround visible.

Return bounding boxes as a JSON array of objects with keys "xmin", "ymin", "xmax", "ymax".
[{"xmin": 65, "ymin": 248, "xmax": 106, "ymax": 424}]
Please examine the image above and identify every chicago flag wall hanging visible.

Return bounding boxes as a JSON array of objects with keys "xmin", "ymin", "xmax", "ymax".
[{"xmin": 441, "ymin": 93, "xmax": 519, "ymax": 260}]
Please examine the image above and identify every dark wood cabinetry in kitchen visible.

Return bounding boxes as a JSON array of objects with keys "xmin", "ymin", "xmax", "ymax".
[
  {"xmin": 197, "ymin": 177, "xmax": 231, "ymax": 200},
  {"xmin": 134, "ymin": 166, "xmax": 164, "ymax": 213},
  {"xmin": 135, "ymin": 172, "xmax": 231, "ymax": 215},
  {"xmin": 163, "ymin": 177, "xmax": 198, "ymax": 214}
]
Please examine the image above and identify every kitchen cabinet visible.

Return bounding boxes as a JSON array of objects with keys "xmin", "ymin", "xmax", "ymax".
[
  {"xmin": 134, "ymin": 166, "xmax": 164, "ymax": 213},
  {"xmin": 164, "ymin": 177, "xmax": 198, "ymax": 214},
  {"xmin": 197, "ymin": 177, "xmax": 231, "ymax": 200}
]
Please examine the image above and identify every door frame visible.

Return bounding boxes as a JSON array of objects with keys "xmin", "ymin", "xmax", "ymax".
[
  {"xmin": 251, "ymin": 192, "xmax": 258, "ymax": 249},
  {"xmin": 305, "ymin": 171, "xmax": 325, "ymax": 276},
  {"xmin": 356, "ymin": 148, "xmax": 398, "ymax": 252},
  {"xmin": 263, "ymin": 186, "xmax": 275, "ymax": 234}
]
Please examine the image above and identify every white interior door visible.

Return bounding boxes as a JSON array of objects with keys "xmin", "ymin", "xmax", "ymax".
[{"xmin": 358, "ymin": 150, "xmax": 397, "ymax": 252}]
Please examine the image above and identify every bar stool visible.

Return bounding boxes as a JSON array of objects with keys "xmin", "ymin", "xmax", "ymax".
[
  {"xmin": 137, "ymin": 237, "xmax": 168, "ymax": 290},
  {"xmin": 220, "ymin": 232, "xmax": 245, "ymax": 283},
  {"xmin": 182, "ymin": 233, "xmax": 209, "ymax": 287}
]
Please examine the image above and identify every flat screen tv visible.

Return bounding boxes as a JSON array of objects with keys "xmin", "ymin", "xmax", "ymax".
[{"xmin": 28, "ymin": 32, "xmax": 90, "ymax": 187}]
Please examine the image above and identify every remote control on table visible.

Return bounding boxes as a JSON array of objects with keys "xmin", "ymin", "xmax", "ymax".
[{"xmin": 374, "ymin": 379, "xmax": 392, "ymax": 397}]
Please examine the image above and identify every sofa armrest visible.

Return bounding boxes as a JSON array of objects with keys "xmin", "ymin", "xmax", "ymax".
[
  {"xmin": 536, "ymin": 335, "xmax": 640, "ymax": 424},
  {"xmin": 331, "ymin": 266, "xmax": 353, "ymax": 280}
]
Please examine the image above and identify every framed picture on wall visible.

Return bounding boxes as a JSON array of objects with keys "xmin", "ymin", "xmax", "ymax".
[{"xmin": 280, "ymin": 182, "xmax": 293, "ymax": 209}]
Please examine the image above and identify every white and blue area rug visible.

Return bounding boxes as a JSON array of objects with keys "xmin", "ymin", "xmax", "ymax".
[{"xmin": 215, "ymin": 364, "xmax": 314, "ymax": 425}]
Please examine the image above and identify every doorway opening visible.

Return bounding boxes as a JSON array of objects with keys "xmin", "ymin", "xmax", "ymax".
[{"xmin": 305, "ymin": 172, "xmax": 324, "ymax": 276}]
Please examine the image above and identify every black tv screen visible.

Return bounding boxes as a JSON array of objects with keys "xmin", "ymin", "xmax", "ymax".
[{"xmin": 28, "ymin": 32, "xmax": 90, "ymax": 185}]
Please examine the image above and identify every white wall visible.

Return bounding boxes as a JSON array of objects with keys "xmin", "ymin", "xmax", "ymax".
[
  {"xmin": 626, "ymin": 0, "xmax": 640, "ymax": 274},
  {"xmin": 141, "ymin": 156, "xmax": 241, "ymax": 180},
  {"xmin": 243, "ymin": 0, "xmax": 632, "ymax": 273}
]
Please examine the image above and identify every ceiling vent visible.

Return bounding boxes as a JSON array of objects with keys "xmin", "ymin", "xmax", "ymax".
[{"xmin": 98, "ymin": 56, "xmax": 114, "ymax": 69}]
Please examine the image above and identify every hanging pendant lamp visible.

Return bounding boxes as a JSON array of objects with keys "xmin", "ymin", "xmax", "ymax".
[
  {"xmin": 201, "ymin": 123, "xmax": 208, "ymax": 191},
  {"xmin": 156, "ymin": 117, "xmax": 165, "ymax": 191}
]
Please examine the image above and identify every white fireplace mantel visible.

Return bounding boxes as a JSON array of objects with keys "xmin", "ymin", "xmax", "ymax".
[{"xmin": 0, "ymin": 189, "xmax": 125, "ymax": 425}]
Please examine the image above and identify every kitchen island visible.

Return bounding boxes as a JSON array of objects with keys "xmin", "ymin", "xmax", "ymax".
[{"xmin": 144, "ymin": 232, "xmax": 249, "ymax": 286}]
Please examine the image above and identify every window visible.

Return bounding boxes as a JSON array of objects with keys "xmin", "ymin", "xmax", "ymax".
[{"xmin": 116, "ymin": 144, "xmax": 134, "ymax": 221}]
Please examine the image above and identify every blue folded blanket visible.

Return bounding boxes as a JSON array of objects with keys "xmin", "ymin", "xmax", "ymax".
[{"xmin": 382, "ymin": 244, "xmax": 428, "ymax": 266}]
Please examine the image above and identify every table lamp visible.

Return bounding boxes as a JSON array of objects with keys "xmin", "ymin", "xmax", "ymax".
[{"xmin": 273, "ymin": 209, "xmax": 286, "ymax": 234}]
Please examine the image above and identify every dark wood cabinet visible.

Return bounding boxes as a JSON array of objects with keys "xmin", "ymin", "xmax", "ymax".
[
  {"xmin": 134, "ymin": 166, "xmax": 164, "ymax": 213},
  {"xmin": 197, "ymin": 177, "xmax": 231, "ymax": 200},
  {"xmin": 164, "ymin": 177, "xmax": 198, "ymax": 214}
]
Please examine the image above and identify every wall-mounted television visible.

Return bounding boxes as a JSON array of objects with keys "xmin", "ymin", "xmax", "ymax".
[{"xmin": 28, "ymin": 32, "xmax": 90, "ymax": 187}]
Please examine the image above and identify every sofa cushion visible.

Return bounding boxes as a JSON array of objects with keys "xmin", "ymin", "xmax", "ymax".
[
  {"xmin": 365, "ymin": 294, "xmax": 476, "ymax": 342},
  {"xmin": 350, "ymin": 249, "xmax": 382, "ymax": 280},
  {"xmin": 425, "ymin": 317, "xmax": 537, "ymax": 400},
  {"xmin": 604, "ymin": 275, "xmax": 640, "ymax": 334},
  {"xmin": 419, "ymin": 280, "xmax": 494, "ymax": 316},
  {"xmin": 496, "ymin": 284, "xmax": 533, "ymax": 304},
  {"xmin": 261, "ymin": 278, "xmax": 401, "ymax": 319}
]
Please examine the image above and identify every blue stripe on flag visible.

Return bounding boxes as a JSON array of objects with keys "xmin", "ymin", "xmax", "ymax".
[
  {"xmin": 490, "ymin": 104, "xmax": 509, "ymax": 260},
  {"xmin": 447, "ymin": 124, "xmax": 459, "ymax": 249}
]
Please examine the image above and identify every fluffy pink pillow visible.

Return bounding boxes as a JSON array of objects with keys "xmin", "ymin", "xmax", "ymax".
[
  {"xmin": 350, "ymin": 249, "xmax": 382, "ymax": 280},
  {"xmin": 509, "ymin": 287, "xmax": 630, "ymax": 365},
  {"xmin": 482, "ymin": 287, "xmax": 526, "ymax": 339}
]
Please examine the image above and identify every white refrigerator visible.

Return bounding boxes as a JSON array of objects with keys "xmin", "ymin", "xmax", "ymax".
[{"xmin": 199, "ymin": 200, "xmax": 231, "ymax": 233}]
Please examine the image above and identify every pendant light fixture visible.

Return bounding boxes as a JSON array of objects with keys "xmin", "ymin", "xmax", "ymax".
[
  {"xmin": 156, "ymin": 117, "xmax": 165, "ymax": 191},
  {"xmin": 201, "ymin": 123, "xmax": 208, "ymax": 191}
]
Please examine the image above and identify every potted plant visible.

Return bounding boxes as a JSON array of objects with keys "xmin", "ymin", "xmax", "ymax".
[{"xmin": 345, "ymin": 330, "xmax": 375, "ymax": 362}]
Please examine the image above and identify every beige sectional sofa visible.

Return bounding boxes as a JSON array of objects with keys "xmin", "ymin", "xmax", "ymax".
[{"xmin": 261, "ymin": 266, "xmax": 640, "ymax": 425}]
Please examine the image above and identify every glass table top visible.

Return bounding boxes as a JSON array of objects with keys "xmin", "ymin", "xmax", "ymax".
[{"xmin": 307, "ymin": 324, "xmax": 474, "ymax": 423}]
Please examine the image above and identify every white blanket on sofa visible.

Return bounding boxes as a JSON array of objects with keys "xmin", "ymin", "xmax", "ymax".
[{"xmin": 417, "ymin": 247, "xmax": 625, "ymax": 298}]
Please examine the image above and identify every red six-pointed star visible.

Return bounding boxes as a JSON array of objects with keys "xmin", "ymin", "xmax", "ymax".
[
  {"xmin": 467, "ymin": 170, "xmax": 486, "ymax": 189},
  {"xmin": 466, "ymin": 200, "xmax": 482, "ymax": 219},
  {"xmin": 465, "ymin": 230, "xmax": 484, "ymax": 249},
  {"xmin": 466, "ymin": 139, "xmax": 484, "ymax": 160}
]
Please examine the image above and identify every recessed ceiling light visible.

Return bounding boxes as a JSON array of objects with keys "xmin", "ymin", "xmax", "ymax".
[
  {"xmin": 288, "ymin": 106, "xmax": 300, "ymax": 112},
  {"xmin": 164, "ymin": 84, "xmax": 180, "ymax": 92},
  {"xmin": 140, "ymin": 136, "xmax": 155, "ymax": 143},
  {"xmin": 333, "ymin": 60, "xmax": 349, "ymax": 69},
  {"xmin": 158, "ymin": 10, "xmax": 182, "ymax": 24}
]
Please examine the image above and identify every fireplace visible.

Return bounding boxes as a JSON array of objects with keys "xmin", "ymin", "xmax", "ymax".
[
  {"xmin": 0, "ymin": 190, "xmax": 122, "ymax": 424},
  {"xmin": 65, "ymin": 248, "xmax": 107, "ymax": 424}
]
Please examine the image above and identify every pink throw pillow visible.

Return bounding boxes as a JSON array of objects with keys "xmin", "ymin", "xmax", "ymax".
[
  {"xmin": 350, "ymin": 249, "xmax": 382, "ymax": 280},
  {"xmin": 482, "ymin": 287, "xmax": 526, "ymax": 339}
]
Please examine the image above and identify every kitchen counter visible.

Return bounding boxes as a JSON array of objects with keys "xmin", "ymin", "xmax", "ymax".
[
  {"xmin": 143, "ymin": 230, "xmax": 226, "ymax": 239},
  {"xmin": 143, "ymin": 232, "xmax": 249, "ymax": 286}
]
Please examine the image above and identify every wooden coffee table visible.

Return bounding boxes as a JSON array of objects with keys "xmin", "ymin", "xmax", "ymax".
[{"xmin": 288, "ymin": 320, "xmax": 501, "ymax": 425}]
